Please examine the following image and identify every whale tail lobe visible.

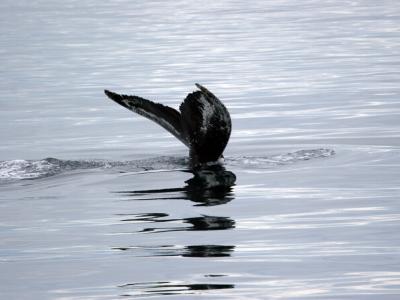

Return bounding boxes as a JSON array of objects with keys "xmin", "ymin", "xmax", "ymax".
[{"xmin": 104, "ymin": 89, "xmax": 188, "ymax": 147}]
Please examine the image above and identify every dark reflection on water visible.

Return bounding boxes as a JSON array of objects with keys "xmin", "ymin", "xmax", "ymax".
[
  {"xmin": 181, "ymin": 215, "xmax": 235, "ymax": 231},
  {"xmin": 116, "ymin": 165, "xmax": 236, "ymax": 206},
  {"xmin": 119, "ymin": 281, "xmax": 234, "ymax": 297},
  {"xmin": 181, "ymin": 245, "xmax": 234, "ymax": 257},
  {"xmin": 120, "ymin": 213, "xmax": 235, "ymax": 233},
  {"xmin": 115, "ymin": 167, "xmax": 236, "ymax": 233},
  {"xmin": 116, "ymin": 212, "xmax": 169, "ymax": 221},
  {"xmin": 114, "ymin": 166, "xmax": 237, "ymax": 295},
  {"xmin": 113, "ymin": 244, "xmax": 235, "ymax": 258}
]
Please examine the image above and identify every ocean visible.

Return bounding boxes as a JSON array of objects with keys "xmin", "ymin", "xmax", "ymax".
[{"xmin": 1, "ymin": 1, "xmax": 399, "ymax": 299}]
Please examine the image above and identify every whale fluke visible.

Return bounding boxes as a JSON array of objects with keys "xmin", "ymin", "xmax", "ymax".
[{"xmin": 104, "ymin": 84, "xmax": 231, "ymax": 167}]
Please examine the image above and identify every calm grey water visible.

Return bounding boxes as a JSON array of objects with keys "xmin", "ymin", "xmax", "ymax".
[{"xmin": 1, "ymin": 1, "xmax": 400, "ymax": 299}]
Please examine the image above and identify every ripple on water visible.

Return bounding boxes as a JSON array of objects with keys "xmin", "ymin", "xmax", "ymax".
[{"xmin": 0, "ymin": 149, "xmax": 335, "ymax": 181}]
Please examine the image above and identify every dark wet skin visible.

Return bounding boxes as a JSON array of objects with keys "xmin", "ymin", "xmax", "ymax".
[{"xmin": 104, "ymin": 84, "xmax": 231, "ymax": 168}]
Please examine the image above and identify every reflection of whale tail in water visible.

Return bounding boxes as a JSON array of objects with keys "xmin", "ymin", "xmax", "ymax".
[
  {"xmin": 117, "ymin": 166, "xmax": 236, "ymax": 207},
  {"xmin": 104, "ymin": 84, "xmax": 231, "ymax": 167}
]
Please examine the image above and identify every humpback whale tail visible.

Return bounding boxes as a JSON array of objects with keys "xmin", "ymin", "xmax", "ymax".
[{"xmin": 104, "ymin": 84, "xmax": 231, "ymax": 167}]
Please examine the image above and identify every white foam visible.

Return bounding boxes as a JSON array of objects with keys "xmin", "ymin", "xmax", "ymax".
[
  {"xmin": 0, "ymin": 159, "xmax": 58, "ymax": 180},
  {"xmin": 0, "ymin": 150, "xmax": 334, "ymax": 181},
  {"xmin": 227, "ymin": 149, "xmax": 335, "ymax": 169}
]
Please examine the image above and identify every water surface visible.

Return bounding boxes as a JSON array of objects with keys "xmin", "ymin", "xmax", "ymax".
[{"xmin": 1, "ymin": 0, "xmax": 400, "ymax": 299}]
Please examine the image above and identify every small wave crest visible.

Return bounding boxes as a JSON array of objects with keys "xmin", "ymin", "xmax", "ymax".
[
  {"xmin": 226, "ymin": 148, "xmax": 335, "ymax": 169},
  {"xmin": 0, "ymin": 158, "xmax": 106, "ymax": 180},
  {"xmin": 0, "ymin": 157, "xmax": 187, "ymax": 181},
  {"xmin": 0, "ymin": 149, "xmax": 334, "ymax": 181}
]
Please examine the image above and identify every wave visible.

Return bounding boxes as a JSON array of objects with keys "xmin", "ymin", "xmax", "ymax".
[
  {"xmin": 0, "ymin": 157, "xmax": 187, "ymax": 181},
  {"xmin": 0, "ymin": 149, "xmax": 334, "ymax": 181},
  {"xmin": 227, "ymin": 148, "xmax": 335, "ymax": 168}
]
